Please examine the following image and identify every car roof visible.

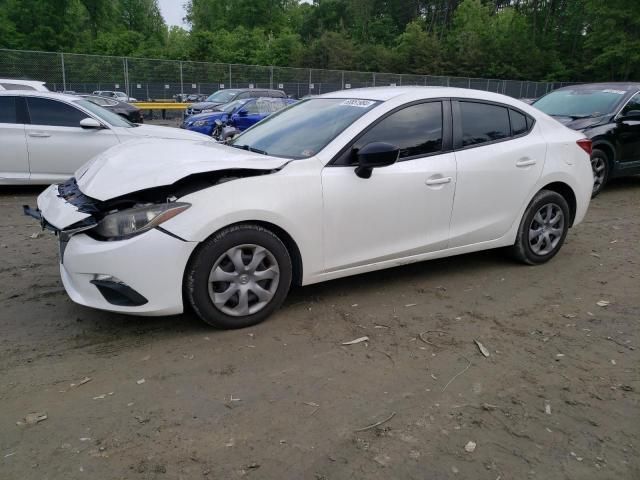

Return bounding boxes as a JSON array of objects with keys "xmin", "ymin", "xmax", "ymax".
[
  {"xmin": 0, "ymin": 78, "xmax": 48, "ymax": 89},
  {"xmin": 230, "ymin": 88, "xmax": 284, "ymax": 93},
  {"xmin": 0, "ymin": 90, "xmax": 82, "ymax": 101},
  {"xmin": 554, "ymin": 82, "xmax": 640, "ymax": 92},
  {"xmin": 316, "ymin": 86, "xmax": 526, "ymax": 104}
]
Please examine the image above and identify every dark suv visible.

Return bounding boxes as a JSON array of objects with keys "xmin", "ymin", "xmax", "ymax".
[
  {"xmin": 533, "ymin": 83, "xmax": 640, "ymax": 196},
  {"xmin": 185, "ymin": 88, "xmax": 286, "ymax": 116}
]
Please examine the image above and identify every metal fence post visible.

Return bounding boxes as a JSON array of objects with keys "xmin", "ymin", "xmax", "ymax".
[
  {"xmin": 341, "ymin": 71, "xmax": 344, "ymax": 89},
  {"xmin": 228, "ymin": 64, "xmax": 232, "ymax": 88},
  {"xmin": 179, "ymin": 61, "xmax": 184, "ymax": 95},
  {"xmin": 270, "ymin": 66, "xmax": 273, "ymax": 89},
  {"xmin": 372, "ymin": 72, "xmax": 376, "ymax": 87},
  {"xmin": 60, "ymin": 52, "xmax": 66, "ymax": 91},
  {"xmin": 123, "ymin": 57, "xmax": 129, "ymax": 97}
]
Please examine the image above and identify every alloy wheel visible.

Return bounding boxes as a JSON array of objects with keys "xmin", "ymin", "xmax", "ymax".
[
  {"xmin": 528, "ymin": 203, "xmax": 565, "ymax": 256},
  {"xmin": 591, "ymin": 155, "xmax": 606, "ymax": 194},
  {"xmin": 208, "ymin": 244, "xmax": 280, "ymax": 316}
]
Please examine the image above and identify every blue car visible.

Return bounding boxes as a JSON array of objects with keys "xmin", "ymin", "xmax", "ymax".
[{"xmin": 182, "ymin": 97, "xmax": 294, "ymax": 137}]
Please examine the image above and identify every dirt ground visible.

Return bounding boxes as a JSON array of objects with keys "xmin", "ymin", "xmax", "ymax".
[{"xmin": 1, "ymin": 178, "xmax": 638, "ymax": 480}]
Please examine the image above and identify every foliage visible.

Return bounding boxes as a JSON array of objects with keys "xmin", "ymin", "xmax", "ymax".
[{"xmin": 0, "ymin": 0, "xmax": 638, "ymax": 81}]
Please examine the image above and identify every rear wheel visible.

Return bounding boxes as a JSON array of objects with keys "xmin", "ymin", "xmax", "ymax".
[
  {"xmin": 590, "ymin": 148, "xmax": 609, "ymax": 198},
  {"xmin": 185, "ymin": 224, "xmax": 292, "ymax": 329},
  {"xmin": 511, "ymin": 190, "xmax": 570, "ymax": 265}
]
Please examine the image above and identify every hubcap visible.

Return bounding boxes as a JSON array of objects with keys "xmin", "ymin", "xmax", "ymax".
[
  {"xmin": 591, "ymin": 156, "xmax": 606, "ymax": 193},
  {"xmin": 207, "ymin": 244, "xmax": 280, "ymax": 317},
  {"xmin": 528, "ymin": 203, "xmax": 565, "ymax": 256}
]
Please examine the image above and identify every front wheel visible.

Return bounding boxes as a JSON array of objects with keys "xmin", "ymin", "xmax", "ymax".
[
  {"xmin": 511, "ymin": 190, "xmax": 570, "ymax": 265},
  {"xmin": 185, "ymin": 224, "xmax": 292, "ymax": 329},
  {"xmin": 590, "ymin": 149, "xmax": 609, "ymax": 198}
]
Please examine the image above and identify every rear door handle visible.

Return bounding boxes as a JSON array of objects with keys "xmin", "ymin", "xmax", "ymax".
[
  {"xmin": 28, "ymin": 132, "xmax": 51, "ymax": 138},
  {"xmin": 425, "ymin": 176, "xmax": 452, "ymax": 186},
  {"xmin": 516, "ymin": 158, "xmax": 536, "ymax": 167}
]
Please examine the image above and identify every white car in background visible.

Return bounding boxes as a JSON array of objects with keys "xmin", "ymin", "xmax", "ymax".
[
  {"xmin": 0, "ymin": 91, "xmax": 209, "ymax": 184},
  {"xmin": 93, "ymin": 90, "xmax": 137, "ymax": 103},
  {"xmin": 0, "ymin": 79, "xmax": 48, "ymax": 91},
  {"xmin": 30, "ymin": 87, "xmax": 593, "ymax": 329}
]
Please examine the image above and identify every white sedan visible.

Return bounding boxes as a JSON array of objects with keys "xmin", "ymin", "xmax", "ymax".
[
  {"xmin": 0, "ymin": 91, "xmax": 208, "ymax": 184},
  {"xmin": 30, "ymin": 87, "xmax": 593, "ymax": 328}
]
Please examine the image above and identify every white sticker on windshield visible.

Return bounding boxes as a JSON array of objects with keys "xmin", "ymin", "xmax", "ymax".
[
  {"xmin": 602, "ymin": 89, "xmax": 626, "ymax": 95},
  {"xmin": 340, "ymin": 99, "xmax": 375, "ymax": 108}
]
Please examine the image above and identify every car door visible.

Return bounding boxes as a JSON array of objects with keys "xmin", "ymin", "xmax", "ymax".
[
  {"xmin": 321, "ymin": 100, "xmax": 457, "ymax": 271},
  {"xmin": 233, "ymin": 100, "xmax": 262, "ymax": 131},
  {"xmin": 615, "ymin": 92, "xmax": 640, "ymax": 164},
  {"xmin": 448, "ymin": 100, "xmax": 544, "ymax": 248},
  {"xmin": 25, "ymin": 97, "xmax": 120, "ymax": 182},
  {"xmin": 0, "ymin": 95, "xmax": 29, "ymax": 181}
]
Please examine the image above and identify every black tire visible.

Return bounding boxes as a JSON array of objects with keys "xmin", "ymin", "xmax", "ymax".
[
  {"xmin": 511, "ymin": 190, "xmax": 570, "ymax": 265},
  {"xmin": 185, "ymin": 224, "xmax": 292, "ymax": 329},
  {"xmin": 590, "ymin": 148, "xmax": 609, "ymax": 198}
]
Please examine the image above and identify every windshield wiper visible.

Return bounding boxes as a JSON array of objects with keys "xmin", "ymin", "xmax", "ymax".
[
  {"xmin": 550, "ymin": 113, "xmax": 591, "ymax": 120},
  {"xmin": 230, "ymin": 144, "xmax": 268, "ymax": 155}
]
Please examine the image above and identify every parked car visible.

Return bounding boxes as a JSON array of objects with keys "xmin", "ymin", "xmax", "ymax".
[
  {"xmin": 175, "ymin": 93, "xmax": 208, "ymax": 103},
  {"xmin": 182, "ymin": 97, "xmax": 295, "ymax": 137},
  {"xmin": 532, "ymin": 83, "xmax": 640, "ymax": 196},
  {"xmin": 93, "ymin": 90, "xmax": 137, "ymax": 103},
  {"xmin": 0, "ymin": 91, "xmax": 209, "ymax": 185},
  {"xmin": 0, "ymin": 79, "xmax": 48, "ymax": 91},
  {"xmin": 185, "ymin": 88, "xmax": 286, "ymax": 116},
  {"xmin": 82, "ymin": 95, "xmax": 144, "ymax": 123},
  {"xmin": 28, "ymin": 87, "xmax": 592, "ymax": 329}
]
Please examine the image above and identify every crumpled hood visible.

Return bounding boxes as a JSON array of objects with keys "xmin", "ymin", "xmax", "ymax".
[
  {"xmin": 188, "ymin": 101, "xmax": 223, "ymax": 111},
  {"xmin": 75, "ymin": 138, "xmax": 288, "ymax": 201},
  {"xmin": 123, "ymin": 124, "xmax": 210, "ymax": 141},
  {"xmin": 551, "ymin": 114, "xmax": 609, "ymax": 131}
]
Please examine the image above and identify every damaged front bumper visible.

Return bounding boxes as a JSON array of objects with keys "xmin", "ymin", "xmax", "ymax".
[{"xmin": 25, "ymin": 183, "xmax": 198, "ymax": 316}]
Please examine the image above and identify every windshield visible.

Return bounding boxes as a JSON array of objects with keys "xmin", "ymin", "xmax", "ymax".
[
  {"xmin": 533, "ymin": 88, "xmax": 627, "ymax": 118},
  {"xmin": 206, "ymin": 90, "xmax": 238, "ymax": 103},
  {"xmin": 221, "ymin": 99, "xmax": 248, "ymax": 113},
  {"xmin": 74, "ymin": 99, "xmax": 134, "ymax": 128},
  {"xmin": 230, "ymin": 98, "xmax": 380, "ymax": 159}
]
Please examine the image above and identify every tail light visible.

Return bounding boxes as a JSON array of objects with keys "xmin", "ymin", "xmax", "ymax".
[{"xmin": 577, "ymin": 138, "xmax": 592, "ymax": 156}]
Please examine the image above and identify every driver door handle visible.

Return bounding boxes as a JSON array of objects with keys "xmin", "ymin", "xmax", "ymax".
[{"xmin": 425, "ymin": 176, "xmax": 452, "ymax": 186}]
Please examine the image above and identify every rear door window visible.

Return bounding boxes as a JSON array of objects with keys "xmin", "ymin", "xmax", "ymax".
[
  {"xmin": 460, "ymin": 101, "xmax": 510, "ymax": 147},
  {"xmin": 26, "ymin": 97, "xmax": 86, "ymax": 127},
  {"xmin": 0, "ymin": 96, "xmax": 17, "ymax": 123}
]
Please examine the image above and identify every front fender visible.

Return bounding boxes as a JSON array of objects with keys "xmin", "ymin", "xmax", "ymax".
[{"xmin": 160, "ymin": 159, "xmax": 325, "ymax": 282}]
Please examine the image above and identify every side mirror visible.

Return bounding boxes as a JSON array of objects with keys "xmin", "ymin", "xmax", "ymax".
[
  {"xmin": 354, "ymin": 142, "xmax": 399, "ymax": 179},
  {"xmin": 80, "ymin": 117, "xmax": 103, "ymax": 129},
  {"xmin": 237, "ymin": 110, "xmax": 248, "ymax": 117},
  {"xmin": 619, "ymin": 110, "xmax": 640, "ymax": 121}
]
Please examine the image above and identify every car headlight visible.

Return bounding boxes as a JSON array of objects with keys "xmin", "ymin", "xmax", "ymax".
[
  {"xmin": 92, "ymin": 203, "xmax": 190, "ymax": 240},
  {"xmin": 193, "ymin": 120, "xmax": 211, "ymax": 127},
  {"xmin": 201, "ymin": 109, "xmax": 214, "ymax": 113}
]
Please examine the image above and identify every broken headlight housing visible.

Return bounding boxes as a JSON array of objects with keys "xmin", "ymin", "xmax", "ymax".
[{"xmin": 92, "ymin": 202, "xmax": 190, "ymax": 240}]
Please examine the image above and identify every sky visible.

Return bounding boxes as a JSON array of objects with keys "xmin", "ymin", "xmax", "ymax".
[{"xmin": 158, "ymin": 0, "xmax": 188, "ymax": 28}]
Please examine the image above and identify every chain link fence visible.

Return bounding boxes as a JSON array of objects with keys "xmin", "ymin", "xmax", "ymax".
[{"xmin": 0, "ymin": 48, "xmax": 574, "ymax": 101}]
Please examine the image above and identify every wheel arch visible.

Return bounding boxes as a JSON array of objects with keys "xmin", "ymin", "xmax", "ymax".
[
  {"xmin": 591, "ymin": 139, "xmax": 615, "ymax": 165},
  {"xmin": 539, "ymin": 181, "xmax": 577, "ymax": 226},
  {"xmin": 189, "ymin": 220, "xmax": 304, "ymax": 288}
]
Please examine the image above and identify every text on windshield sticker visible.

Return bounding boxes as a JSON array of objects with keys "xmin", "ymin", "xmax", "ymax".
[{"xmin": 340, "ymin": 99, "xmax": 375, "ymax": 108}]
